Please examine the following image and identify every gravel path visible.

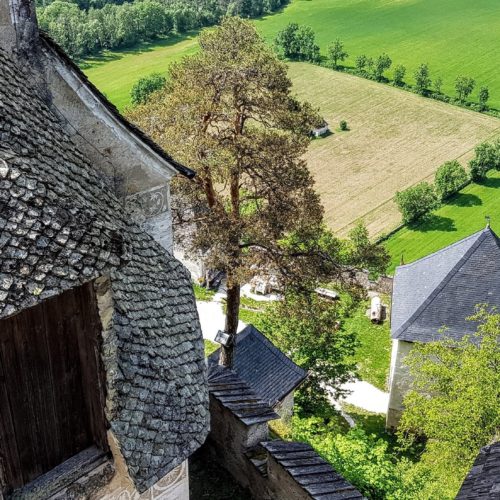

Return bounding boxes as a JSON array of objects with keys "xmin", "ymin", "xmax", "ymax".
[{"xmin": 196, "ymin": 298, "xmax": 389, "ymax": 416}]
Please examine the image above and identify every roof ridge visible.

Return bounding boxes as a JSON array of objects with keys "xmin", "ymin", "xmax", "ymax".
[
  {"xmin": 396, "ymin": 228, "xmax": 488, "ymax": 270},
  {"xmin": 393, "ymin": 231, "xmax": 489, "ymax": 340}
]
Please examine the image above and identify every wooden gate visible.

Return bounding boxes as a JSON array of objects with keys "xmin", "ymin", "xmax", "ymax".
[{"xmin": 0, "ymin": 282, "xmax": 108, "ymax": 492}]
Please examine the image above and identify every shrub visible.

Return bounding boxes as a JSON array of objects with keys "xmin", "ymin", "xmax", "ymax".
[
  {"xmin": 478, "ymin": 86, "xmax": 490, "ymax": 111},
  {"xmin": 327, "ymin": 38, "xmax": 348, "ymax": 69},
  {"xmin": 395, "ymin": 182, "xmax": 439, "ymax": 224},
  {"xmin": 434, "ymin": 160, "xmax": 469, "ymax": 200},
  {"xmin": 339, "ymin": 120, "xmax": 348, "ymax": 131},
  {"xmin": 455, "ymin": 75, "xmax": 475, "ymax": 102},
  {"xmin": 393, "ymin": 64, "xmax": 406, "ymax": 86},
  {"xmin": 373, "ymin": 53, "xmax": 392, "ymax": 81},
  {"xmin": 130, "ymin": 73, "xmax": 166, "ymax": 105},
  {"xmin": 414, "ymin": 63, "xmax": 431, "ymax": 94},
  {"xmin": 293, "ymin": 424, "xmax": 428, "ymax": 499},
  {"xmin": 469, "ymin": 140, "xmax": 500, "ymax": 181}
]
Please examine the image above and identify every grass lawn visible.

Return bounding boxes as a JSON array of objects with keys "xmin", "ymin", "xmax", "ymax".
[
  {"xmin": 255, "ymin": 0, "xmax": 500, "ymax": 109},
  {"xmin": 83, "ymin": 0, "xmax": 500, "ymax": 111},
  {"xmin": 343, "ymin": 301, "xmax": 391, "ymax": 391},
  {"xmin": 204, "ymin": 339, "xmax": 219, "ymax": 357},
  {"xmin": 193, "ymin": 283, "xmax": 216, "ymax": 301},
  {"xmin": 384, "ymin": 170, "xmax": 500, "ymax": 274},
  {"xmin": 82, "ymin": 32, "xmax": 200, "ymax": 110}
]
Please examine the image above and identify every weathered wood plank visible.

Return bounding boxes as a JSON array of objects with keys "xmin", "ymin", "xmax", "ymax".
[{"xmin": 0, "ymin": 283, "xmax": 107, "ymax": 491}]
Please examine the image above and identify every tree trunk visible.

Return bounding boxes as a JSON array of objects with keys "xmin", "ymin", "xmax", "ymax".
[{"xmin": 219, "ymin": 281, "xmax": 240, "ymax": 368}]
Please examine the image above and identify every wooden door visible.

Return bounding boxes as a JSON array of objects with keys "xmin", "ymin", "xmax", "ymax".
[{"xmin": 0, "ymin": 282, "xmax": 108, "ymax": 492}]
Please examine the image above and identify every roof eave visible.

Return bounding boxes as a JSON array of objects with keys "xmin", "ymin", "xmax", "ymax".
[{"xmin": 40, "ymin": 32, "xmax": 196, "ymax": 180}]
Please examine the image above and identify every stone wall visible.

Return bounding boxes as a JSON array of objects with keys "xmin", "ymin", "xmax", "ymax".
[
  {"xmin": 386, "ymin": 339, "xmax": 414, "ymax": 429},
  {"xmin": 207, "ymin": 395, "xmax": 326, "ymax": 500},
  {"xmin": 273, "ymin": 391, "xmax": 294, "ymax": 423},
  {"xmin": 351, "ymin": 270, "xmax": 394, "ymax": 296}
]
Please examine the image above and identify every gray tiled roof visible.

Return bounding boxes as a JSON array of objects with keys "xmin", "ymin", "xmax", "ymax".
[
  {"xmin": 0, "ymin": 47, "xmax": 208, "ymax": 492},
  {"xmin": 456, "ymin": 441, "xmax": 500, "ymax": 499},
  {"xmin": 261, "ymin": 440, "xmax": 365, "ymax": 499},
  {"xmin": 391, "ymin": 228, "xmax": 500, "ymax": 342},
  {"xmin": 208, "ymin": 325, "xmax": 307, "ymax": 406},
  {"xmin": 207, "ymin": 365, "xmax": 279, "ymax": 425}
]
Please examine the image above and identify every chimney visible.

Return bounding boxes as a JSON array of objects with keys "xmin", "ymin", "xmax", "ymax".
[{"xmin": 0, "ymin": 0, "xmax": 39, "ymax": 56}]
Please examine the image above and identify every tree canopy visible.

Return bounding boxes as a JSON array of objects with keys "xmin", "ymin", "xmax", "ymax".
[
  {"xmin": 128, "ymin": 17, "xmax": 387, "ymax": 366},
  {"xmin": 399, "ymin": 307, "xmax": 500, "ymax": 499},
  {"xmin": 274, "ymin": 23, "xmax": 320, "ymax": 62}
]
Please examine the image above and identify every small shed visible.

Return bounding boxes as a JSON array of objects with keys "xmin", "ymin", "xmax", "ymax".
[
  {"xmin": 208, "ymin": 325, "xmax": 307, "ymax": 420},
  {"xmin": 311, "ymin": 121, "xmax": 330, "ymax": 137}
]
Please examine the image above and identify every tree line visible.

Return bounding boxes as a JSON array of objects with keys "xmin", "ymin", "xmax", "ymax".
[
  {"xmin": 274, "ymin": 23, "xmax": 493, "ymax": 113},
  {"xmin": 395, "ymin": 140, "xmax": 500, "ymax": 224},
  {"xmin": 37, "ymin": 0, "xmax": 288, "ymax": 59}
]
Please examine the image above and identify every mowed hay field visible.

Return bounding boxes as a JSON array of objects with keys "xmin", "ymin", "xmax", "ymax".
[
  {"xmin": 288, "ymin": 63, "xmax": 500, "ymax": 237},
  {"xmin": 256, "ymin": 0, "xmax": 500, "ymax": 109}
]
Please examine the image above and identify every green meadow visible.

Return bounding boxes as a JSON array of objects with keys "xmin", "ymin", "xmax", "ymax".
[
  {"xmin": 384, "ymin": 170, "xmax": 500, "ymax": 274},
  {"xmin": 84, "ymin": 0, "xmax": 500, "ymax": 111}
]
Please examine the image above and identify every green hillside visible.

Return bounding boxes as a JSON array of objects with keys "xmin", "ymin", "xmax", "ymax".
[
  {"xmin": 84, "ymin": 0, "xmax": 500, "ymax": 111},
  {"xmin": 384, "ymin": 170, "xmax": 500, "ymax": 274}
]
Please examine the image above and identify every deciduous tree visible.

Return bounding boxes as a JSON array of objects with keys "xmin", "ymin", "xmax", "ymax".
[
  {"xmin": 327, "ymin": 38, "xmax": 348, "ymax": 69},
  {"xmin": 395, "ymin": 182, "xmax": 439, "ymax": 224},
  {"xmin": 399, "ymin": 307, "xmax": 500, "ymax": 499},
  {"xmin": 455, "ymin": 75, "xmax": 475, "ymax": 101},
  {"xmin": 373, "ymin": 53, "xmax": 392, "ymax": 81},
  {"xmin": 414, "ymin": 63, "xmax": 431, "ymax": 94},
  {"xmin": 434, "ymin": 160, "xmax": 469, "ymax": 200},
  {"xmin": 260, "ymin": 290, "xmax": 359, "ymax": 405},
  {"xmin": 393, "ymin": 64, "xmax": 406, "ymax": 86},
  {"xmin": 433, "ymin": 76, "xmax": 443, "ymax": 94},
  {"xmin": 469, "ymin": 140, "xmax": 500, "ymax": 181},
  {"xmin": 478, "ymin": 85, "xmax": 490, "ymax": 111},
  {"xmin": 275, "ymin": 23, "xmax": 320, "ymax": 62}
]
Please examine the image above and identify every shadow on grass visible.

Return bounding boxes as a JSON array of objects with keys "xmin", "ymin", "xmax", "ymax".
[
  {"xmin": 478, "ymin": 175, "xmax": 500, "ymax": 189},
  {"xmin": 409, "ymin": 214, "xmax": 456, "ymax": 233},
  {"xmin": 446, "ymin": 192, "xmax": 482, "ymax": 207}
]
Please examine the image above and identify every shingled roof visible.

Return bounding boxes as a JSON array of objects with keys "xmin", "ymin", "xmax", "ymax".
[
  {"xmin": 456, "ymin": 441, "xmax": 500, "ymax": 499},
  {"xmin": 208, "ymin": 325, "xmax": 307, "ymax": 407},
  {"xmin": 0, "ymin": 46, "xmax": 208, "ymax": 492},
  {"xmin": 261, "ymin": 440, "xmax": 365, "ymax": 500},
  {"xmin": 207, "ymin": 365, "xmax": 279, "ymax": 425},
  {"xmin": 391, "ymin": 227, "xmax": 500, "ymax": 342}
]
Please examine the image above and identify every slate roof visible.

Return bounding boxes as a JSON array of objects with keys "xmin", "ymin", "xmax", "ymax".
[
  {"xmin": 207, "ymin": 365, "xmax": 279, "ymax": 425},
  {"xmin": 456, "ymin": 441, "xmax": 500, "ymax": 499},
  {"xmin": 208, "ymin": 325, "xmax": 307, "ymax": 407},
  {"xmin": 0, "ymin": 47, "xmax": 208, "ymax": 492},
  {"xmin": 391, "ymin": 227, "xmax": 500, "ymax": 342},
  {"xmin": 261, "ymin": 440, "xmax": 365, "ymax": 499}
]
